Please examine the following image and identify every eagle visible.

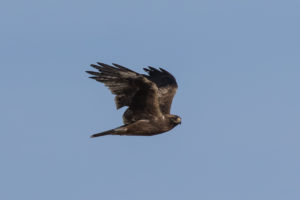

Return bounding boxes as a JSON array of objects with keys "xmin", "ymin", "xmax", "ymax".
[{"xmin": 86, "ymin": 62, "xmax": 181, "ymax": 138}]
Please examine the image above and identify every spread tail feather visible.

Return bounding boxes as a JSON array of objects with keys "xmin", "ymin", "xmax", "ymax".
[{"xmin": 90, "ymin": 125, "xmax": 127, "ymax": 138}]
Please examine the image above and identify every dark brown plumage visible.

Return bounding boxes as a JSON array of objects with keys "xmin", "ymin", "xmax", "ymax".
[{"xmin": 86, "ymin": 62, "xmax": 181, "ymax": 138}]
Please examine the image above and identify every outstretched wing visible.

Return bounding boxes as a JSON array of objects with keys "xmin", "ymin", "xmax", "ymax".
[
  {"xmin": 86, "ymin": 62, "xmax": 163, "ymax": 119},
  {"xmin": 143, "ymin": 67, "xmax": 178, "ymax": 114}
]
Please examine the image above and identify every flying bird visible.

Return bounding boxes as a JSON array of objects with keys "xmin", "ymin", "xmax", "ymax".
[{"xmin": 86, "ymin": 62, "xmax": 181, "ymax": 138}]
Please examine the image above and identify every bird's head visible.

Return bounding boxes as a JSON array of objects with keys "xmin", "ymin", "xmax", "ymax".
[{"xmin": 169, "ymin": 115, "xmax": 182, "ymax": 126}]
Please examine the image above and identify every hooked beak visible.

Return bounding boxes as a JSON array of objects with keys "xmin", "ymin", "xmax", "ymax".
[{"xmin": 177, "ymin": 118, "xmax": 182, "ymax": 125}]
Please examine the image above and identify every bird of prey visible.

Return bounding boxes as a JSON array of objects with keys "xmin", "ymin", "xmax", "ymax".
[{"xmin": 86, "ymin": 62, "xmax": 181, "ymax": 138}]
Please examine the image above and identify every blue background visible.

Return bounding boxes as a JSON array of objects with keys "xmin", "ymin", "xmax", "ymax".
[{"xmin": 1, "ymin": 0, "xmax": 299, "ymax": 199}]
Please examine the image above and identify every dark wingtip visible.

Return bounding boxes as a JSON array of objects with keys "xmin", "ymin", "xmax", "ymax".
[
  {"xmin": 86, "ymin": 71, "xmax": 101, "ymax": 76},
  {"xmin": 88, "ymin": 76, "xmax": 97, "ymax": 79},
  {"xmin": 90, "ymin": 64, "xmax": 102, "ymax": 70},
  {"xmin": 112, "ymin": 63, "xmax": 124, "ymax": 69},
  {"xmin": 148, "ymin": 66, "xmax": 158, "ymax": 71},
  {"xmin": 95, "ymin": 62, "xmax": 114, "ymax": 69},
  {"xmin": 143, "ymin": 67, "xmax": 150, "ymax": 72},
  {"xmin": 86, "ymin": 70, "xmax": 95, "ymax": 74},
  {"xmin": 86, "ymin": 70, "xmax": 98, "ymax": 79},
  {"xmin": 112, "ymin": 63, "xmax": 135, "ymax": 72},
  {"xmin": 159, "ymin": 67, "xmax": 170, "ymax": 73},
  {"xmin": 96, "ymin": 62, "xmax": 105, "ymax": 66}
]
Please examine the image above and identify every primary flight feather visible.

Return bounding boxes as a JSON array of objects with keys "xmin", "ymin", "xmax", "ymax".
[{"xmin": 86, "ymin": 62, "xmax": 181, "ymax": 138}]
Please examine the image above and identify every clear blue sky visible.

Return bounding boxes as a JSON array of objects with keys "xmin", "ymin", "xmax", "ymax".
[{"xmin": 1, "ymin": 0, "xmax": 299, "ymax": 199}]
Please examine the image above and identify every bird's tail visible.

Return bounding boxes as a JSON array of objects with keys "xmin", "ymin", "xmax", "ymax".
[{"xmin": 90, "ymin": 125, "xmax": 127, "ymax": 138}]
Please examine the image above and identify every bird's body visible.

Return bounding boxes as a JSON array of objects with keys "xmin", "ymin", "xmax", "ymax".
[{"xmin": 86, "ymin": 62, "xmax": 181, "ymax": 138}]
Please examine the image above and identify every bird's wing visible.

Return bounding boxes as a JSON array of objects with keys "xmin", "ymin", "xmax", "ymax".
[
  {"xmin": 86, "ymin": 62, "xmax": 163, "ymax": 118},
  {"xmin": 143, "ymin": 67, "xmax": 178, "ymax": 114}
]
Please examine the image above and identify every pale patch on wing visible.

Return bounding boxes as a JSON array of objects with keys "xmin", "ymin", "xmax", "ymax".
[
  {"xmin": 119, "ymin": 71, "xmax": 139, "ymax": 78},
  {"xmin": 138, "ymin": 119, "xmax": 150, "ymax": 123}
]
